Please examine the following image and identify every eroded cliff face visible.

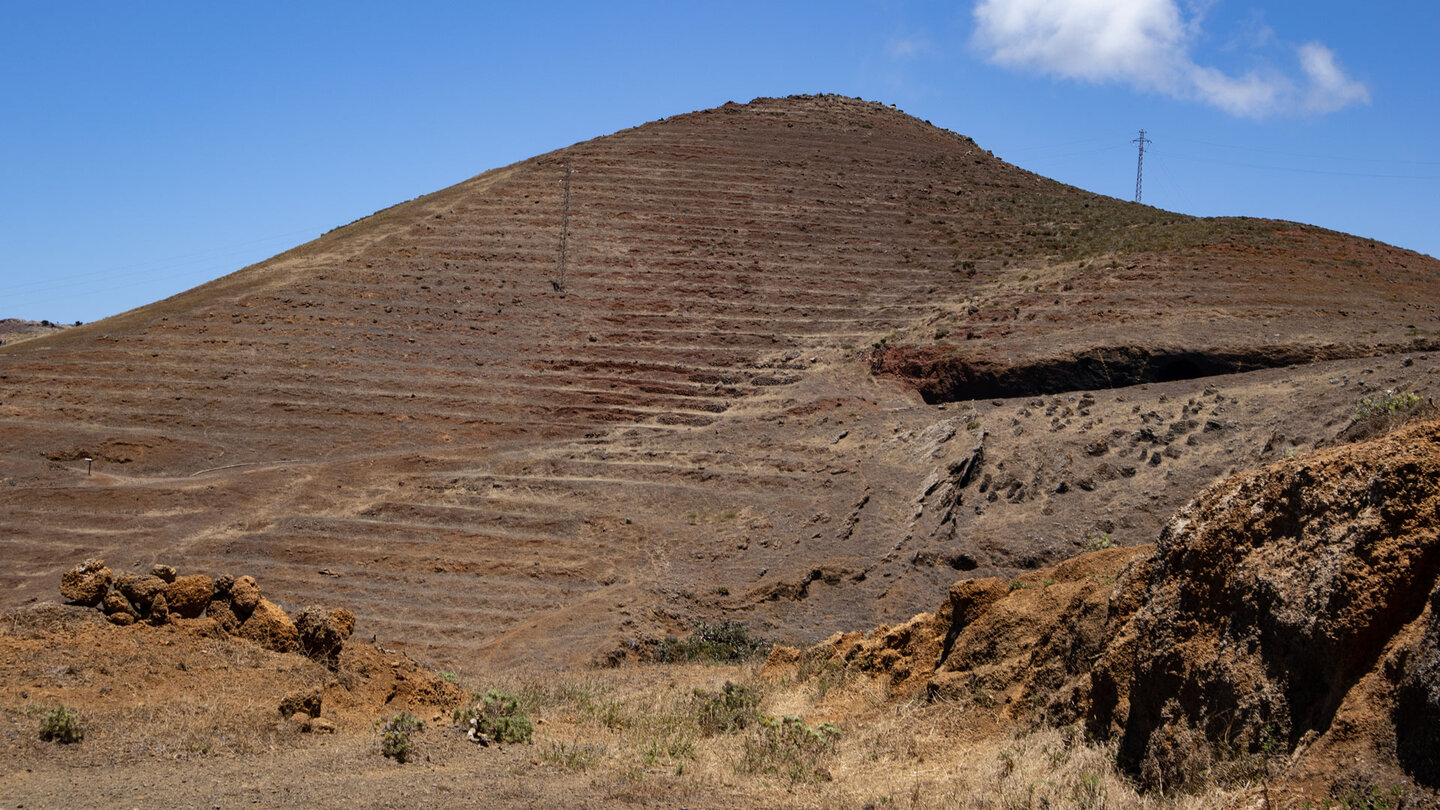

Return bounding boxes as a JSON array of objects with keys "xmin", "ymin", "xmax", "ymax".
[{"xmin": 790, "ymin": 418, "xmax": 1440, "ymax": 800}]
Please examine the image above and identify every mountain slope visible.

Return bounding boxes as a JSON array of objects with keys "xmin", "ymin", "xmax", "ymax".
[{"xmin": 3, "ymin": 94, "xmax": 1438, "ymax": 667}]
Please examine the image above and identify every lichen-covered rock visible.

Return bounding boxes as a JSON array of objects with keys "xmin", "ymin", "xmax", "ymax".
[
  {"xmin": 59, "ymin": 558, "xmax": 112, "ymax": 606},
  {"xmin": 294, "ymin": 605, "xmax": 357, "ymax": 669},
  {"xmin": 147, "ymin": 592, "xmax": 170, "ymax": 625},
  {"xmin": 206, "ymin": 596, "xmax": 241, "ymax": 635},
  {"xmin": 238, "ymin": 598, "xmax": 299, "ymax": 653},
  {"xmin": 230, "ymin": 575, "xmax": 261, "ymax": 616},
  {"xmin": 115, "ymin": 573, "xmax": 167, "ymax": 612},
  {"xmin": 149, "ymin": 564, "xmax": 177, "ymax": 583},
  {"xmin": 164, "ymin": 574, "xmax": 214, "ymax": 619}
]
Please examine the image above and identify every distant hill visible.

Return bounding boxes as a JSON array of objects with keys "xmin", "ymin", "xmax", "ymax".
[{"xmin": 0, "ymin": 318, "xmax": 74, "ymax": 346}]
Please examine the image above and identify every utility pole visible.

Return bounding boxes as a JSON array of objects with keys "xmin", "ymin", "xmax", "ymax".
[
  {"xmin": 554, "ymin": 165, "xmax": 573, "ymax": 293},
  {"xmin": 1131, "ymin": 129, "xmax": 1152, "ymax": 203}
]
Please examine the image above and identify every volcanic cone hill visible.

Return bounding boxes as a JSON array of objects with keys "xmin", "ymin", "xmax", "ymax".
[{"xmin": 3, "ymin": 94, "xmax": 1439, "ymax": 669}]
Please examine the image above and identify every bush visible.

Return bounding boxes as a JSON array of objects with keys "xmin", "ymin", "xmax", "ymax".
[
  {"xmin": 739, "ymin": 715, "xmax": 842, "ymax": 783},
  {"xmin": 38, "ymin": 706, "xmax": 83, "ymax": 744},
  {"xmin": 455, "ymin": 689, "xmax": 534, "ymax": 745},
  {"xmin": 655, "ymin": 621, "xmax": 771, "ymax": 663},
  {"xmin": 692, "ymin": 681, "xmax": 762, "ymax": 736},
  {"xmin": 378, "ymin": 711, "xmax": 423, "ymax": 762},
  {"xmin": 1340, "ymin": 389, "xmax": 1432, "ymax": 443},
  {"xmin": 1354, "ymin": 390, "xmax": 1422, "ymax": 421}
]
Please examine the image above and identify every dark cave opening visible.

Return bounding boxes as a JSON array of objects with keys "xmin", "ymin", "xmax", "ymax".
[{"xmin": 871, "ymin": 343, "xmax": 1425, "ymax": 404}]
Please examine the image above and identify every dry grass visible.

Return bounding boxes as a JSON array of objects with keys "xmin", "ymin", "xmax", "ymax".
[
  {"xmin": 2, "ymin": 609, "xmax": 1260, "ymax": 807},
  {"xmin": 434, "ymin": 659, "xmax": 1257, "ymax": 809}
]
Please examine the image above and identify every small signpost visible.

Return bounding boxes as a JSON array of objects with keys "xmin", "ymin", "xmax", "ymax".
[{"xmin": 85, "ymin": 457, "xmax": 92, "ymax": 476}]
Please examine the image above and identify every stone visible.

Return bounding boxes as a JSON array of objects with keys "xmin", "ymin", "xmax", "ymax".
[
  {"xmin": 230, "ymin": 575, "xmax": 261, "ymax": 616},
  {"xmin": 149, "ymin": 564, "xmax": 177, "ymax": 583},
  {"xmin": 102, "ymin": 590, "xmax": 138, "ymax": 619},
  {"xmin": 238, "ymin": 598, "xmax": 299, "ymax": 653},
  {"xmin": 164, "ymin": 574, "xmax": 214, "ymax": 619},
  {"xmin": 213, "ymin": 574, "xmax": 235, "ymax": 595},
  {"xmin": 278, "ymin": 687, "xmax": 322, "ymax": 719},
  {"xmin": 206, "ymin": 597, "xmax": 241, "ymax": 635},
  {"xmin": 302, "ymin": 717, "xmax": 336, "ymax": 734},
  {"xmin": 294, "ymin": 605, "xmax": 357, "ymax": 669},
  {"xmin": 59, "ymin": 558, "xmax": 112, "ymax": 606},
  {"xmin": 147, "ymin": 592, "xmax": 170, "ymax": 625},
  {"xmin": 107, "ymin": 612, "xmax": 136, "ymax": 626},
  {"xmin": 115, "ymin": 573, "xmax": 167, "ymax": 612}
]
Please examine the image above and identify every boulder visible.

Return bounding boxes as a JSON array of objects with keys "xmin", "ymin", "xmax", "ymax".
[
  {"xmin": 164, "ymin": 574, "xmax": 214, "ymax": 619},
  {"xmin": 59, "ymin": 558, "xmax": 112, "ymax": 606},
  {"xmin": 206, "ymin": 596, "xmax": 241, "ymax": 635},
  {"xmin": 238, "ymin": 598, "xmax": 299, "ymax": 653},
  {"xmin": 147, "ymin": 592, "xmax": 170, "ymax": 625},
  {"xmin": 230, "ymin": 575, "xmax": 261, "ymax": 616},
  {"xmin": 115, "ymin": 573, "xmax": 167, "ymax": 613},
  {"xmin": 149, "ymin": 564, "xmax": 177, "ymax": 583},
  {"xmin": 294, "ymin": 605, "xmax": 357, "ymax": 668},
  {"xmin": 102, "ymin": 590, "xmax": 138, "ymax": 620}
]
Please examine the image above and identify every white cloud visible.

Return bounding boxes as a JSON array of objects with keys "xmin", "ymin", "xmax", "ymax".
[
  {"xmin": 971, "ymin": 0, "xmax": 1369, "ymax": 117},
  {"xmin": 1297, "ymin": 42, "xmax": 1371, "ymax": 113},
  {"xmin": 887, "ymin": 34, "xmax": 936, "ymax": 61}
]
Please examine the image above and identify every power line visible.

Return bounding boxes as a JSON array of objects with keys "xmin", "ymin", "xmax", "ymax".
[
  {"xmin": 1160, "ymin": 151, "xmax": 1439, "ymax": 181},
  {"xmin": 1131, "ymin": 129, "xmax": 1152, "ymax": 203},
  {"xmin": 1162, "ymin": 134, "xmax": 1440, "ymax": 167}
]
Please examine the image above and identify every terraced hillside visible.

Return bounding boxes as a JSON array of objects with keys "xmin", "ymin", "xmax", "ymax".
[{"xmin": 3, "ymin": 95, "xmax": 1438, "ymax": 668}]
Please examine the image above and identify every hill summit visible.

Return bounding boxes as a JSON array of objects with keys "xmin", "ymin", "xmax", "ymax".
[{"xmin": 2, "ymin": 94, "xmax": 1438, "ymax": 671}]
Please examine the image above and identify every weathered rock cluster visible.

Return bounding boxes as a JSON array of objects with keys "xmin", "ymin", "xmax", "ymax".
[{"xmin": 59, "ymin": 559, "xmax": 355, "ymax": 667}]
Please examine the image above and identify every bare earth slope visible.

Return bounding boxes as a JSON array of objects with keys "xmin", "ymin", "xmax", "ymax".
[{"xmin": 3, "ymin": 95, "xmax": 1439, "ymax": 670}]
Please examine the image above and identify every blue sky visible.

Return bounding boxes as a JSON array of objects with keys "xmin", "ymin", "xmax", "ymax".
[{"xmin": 3, "ymin": 1, "xmax": 1436, "ymax": 323}]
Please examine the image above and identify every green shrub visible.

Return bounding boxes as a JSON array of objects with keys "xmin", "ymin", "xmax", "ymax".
[
  {"xmin": 655, "ymin": 621, "xmax": 771, "ymax": 663},
  {"xmin": 455, "ymin": 689, "xmax": 534, "ymax": 744},
  {"xmin": 1354, "ymin": 390, "xmax": 1422, "ymax": 421},
  {"xmin": 1342, "ymin": 389, "xmax": 1432, "ymax": 443},
  {"xmin": 378, "ymin": 711, "xmax": 423, "ymax": 762},
  {"xmin": 739, "ymin": 715, "xmax": 842, "ymax": 783},
  {"xmin": 692, "ymin": 681, "xmax": 762, "ymax": 736},
  {"xmin": 38, "ymin": 705, "xmax": 83, "ymax": 744}
]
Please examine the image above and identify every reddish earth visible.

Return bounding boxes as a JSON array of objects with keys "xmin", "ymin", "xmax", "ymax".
[{"xmin": 2, "ymin": 94, "xmax": 1439, "ymax": 806}]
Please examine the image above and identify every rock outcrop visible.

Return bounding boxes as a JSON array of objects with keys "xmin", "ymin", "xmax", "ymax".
[
  {"xmin": 786, "ymin": 419, "xmax": 1440, "ymax": 801},
  {"xmin": 1087, "ymin": 417, "xmax": 1440, "ymax": 792},
  {"xmin": 57, "ymin": 563, "xmax": 354, "ymax": 663}
]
